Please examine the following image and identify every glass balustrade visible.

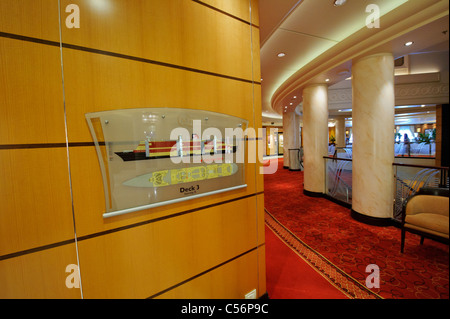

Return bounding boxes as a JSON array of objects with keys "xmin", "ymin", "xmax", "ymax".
[
  {"xmin": 394, "ymin": 142, "xmax": 436, "ymax": 157},
  {"xmin": 324, "ymin": 157, "xmax": 353, "ymax": 206},
  {"xmin": 393, "ymin": 163, "xmax": 449, "ymax": 222},
  {"xmin": 324, "ymin": 156, "xmax": 448, "ymax": 223}
]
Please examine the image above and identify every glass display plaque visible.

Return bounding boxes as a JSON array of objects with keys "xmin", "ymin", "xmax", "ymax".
[{"xmin": 85, "ymin": 108, "xmax": 248, "ymax": 218}]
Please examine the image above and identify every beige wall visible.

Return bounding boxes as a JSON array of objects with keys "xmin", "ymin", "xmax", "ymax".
[{"xmin": 0, "ymin": 0, "xmax": 265, "ymax": 299}]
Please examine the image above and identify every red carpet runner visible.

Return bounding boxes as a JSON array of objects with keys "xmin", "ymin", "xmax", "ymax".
[
  {"xmin": 265, "ymin": 223, "xmax": 349, "ymax": 299},
  {"xmin": 264, "ymin": 158, "xmax": 449, "ymax": 299}
]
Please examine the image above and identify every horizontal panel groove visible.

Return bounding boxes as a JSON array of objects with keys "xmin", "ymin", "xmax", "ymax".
[
  {"xmin": 0, "ymin": 192, "xmax": 263, "ymax": 261},
  {"xmin": 0, "ymin": 142, "xmax": 101, "ymax": 150},
  {"xmin": 148, "ymin": 243, "xmax": 264, "ymax": 299},
  {"xmin": 0, "ymin": 31, "xmax": 261, "ymax": 85},
  {"xmin": 0, "ymin": 239, "xmax": 75, "ymax": 262},
  {"xmin": 191, "ymin": 0, "xmax": 259, "ymax": 28},
  {"xmin": 77, "ymin": 191, "xmax": 264, "ymax": 242},
  {"xmin": 0, "ymin": 137, "xmax": 264, "ymax": 150}
]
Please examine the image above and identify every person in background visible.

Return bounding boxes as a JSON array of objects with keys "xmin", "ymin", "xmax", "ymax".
[{"xmin": 404, "ymin": 133, "xmax": 410, "ymax": 156}]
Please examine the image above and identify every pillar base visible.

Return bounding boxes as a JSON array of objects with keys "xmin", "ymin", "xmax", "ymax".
[
  {"xmin": 350, "ymin": 209, "xmax": 393, "ymax": 227},
  {"xmin": 303, "ymin": 189, "xmax": 323, "ymax": 197}
]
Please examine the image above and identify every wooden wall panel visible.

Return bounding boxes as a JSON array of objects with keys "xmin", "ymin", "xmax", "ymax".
[
  {"xmin": 0, "ymin": 0, "xmax": 60, "ymax": 41},
  {"xmin": 155, "ymin": 249, "xmax": 260, "ymax": 299},
  {"xmin": 0, "ymin": 0, "xmax": 265, "ymax": 299},
  {"xmin": 0, "ymin": 243, "xmax": 81, "ymax": 299},
  {"xmin": 60, "ymin": 0, "xmax": 254, "ymax": 81},
  {"xmin": 61, "ymin": 49, "xmax": 256, "ymax": 143},
  {"xmin": 77, "ymin": 196, "xmax": 259, "ymax": 298},
  {"xmin": 196, "ymin": 0, "xmax": 260, "ymax": 27},
  {"xmin": 0, "ymin": 38, "xmax": 66, "ymax": 145},
  {"xmin": 0, "ymin": 148, "xmax": 74, "ymax": 256}
]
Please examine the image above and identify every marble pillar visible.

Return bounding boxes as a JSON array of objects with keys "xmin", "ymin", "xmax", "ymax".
[
  {"xmin": 335, "ymin": 116, "xmax": 346, "ymax": 147},
  {"xmin": 351, "ymin": 53, "xmax": 395, "ymax": 225},
  {"xmin": 282, "ymin": 110, "xmax": 300, "ymax": 168},
  {"xmin": 302, "ymin": 84, "xmax": 329, "ymax": 195}
]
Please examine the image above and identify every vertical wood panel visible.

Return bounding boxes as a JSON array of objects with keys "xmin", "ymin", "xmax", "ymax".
[
  {"xmin": 60, "ymin": 0, "xmax": 254, "ymax": 81},
  {"xmin": 77, "ymin": 197, "xmax": 258, "ymax": 298},
  {"xmin": 0, "ymin": 0, "xmax": 265, "ymax": 299},
  {"xmin": 154, "ymin": 250, "xmax": 260, "ymax": 299},
  {"xmin": 0, "ymin": 38, "xmax": 66, "ymax": 144},
  {"xmin": 62, "ymin": 49, "xmax": 255, "ymax": 143},
  {"xmin": 0, "ymin": 0, "xmax": 60, "ymax": 41},
  {"xmin": 0, "ymin": 243, "xmax": 81, "ymax": 299},
  {"xmin": 0, "ymin": 148, "xmax": 74, "ymax": 256}
]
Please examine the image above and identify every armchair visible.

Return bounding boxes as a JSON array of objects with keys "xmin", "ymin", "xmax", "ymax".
[{"xmin": 401, "ymin": 187, "xmax": 449, "ymax": 253}]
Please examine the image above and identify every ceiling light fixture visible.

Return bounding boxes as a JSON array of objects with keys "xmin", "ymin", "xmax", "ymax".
[
  {"xmin": 277, "ymin": 52, "xmax": 286, "ymax": 57},
  {"xmin": 404, "ymin": 41, "xmax": 414, "ymax": 46},
  {"xmin": 334, "ymin": 0, "xmax": 347, "ymax": 6},
  {"xmin": 325, "ymin": 78, "xmax": 330, "ymax": 82}
]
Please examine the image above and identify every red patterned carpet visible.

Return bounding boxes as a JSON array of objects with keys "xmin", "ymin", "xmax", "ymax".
[{"xmin": 263, "ymin": 158, "xmax": 449, "ymax": 299}]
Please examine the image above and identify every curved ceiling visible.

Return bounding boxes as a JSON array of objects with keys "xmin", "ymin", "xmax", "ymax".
[{"xmin": 259, "ymin": 0, "xmax": 449, "ymax": 124}]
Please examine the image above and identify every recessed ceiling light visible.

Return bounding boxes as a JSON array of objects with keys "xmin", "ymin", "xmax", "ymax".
[
  {"xmin": 334, "ymin": 0, "xmax": 347, "ymax": 6},
  {"xmin": 404, "ymin": 41, "xmax": 414, "ymax": 46},
  {"xmin": 293, "ymin": 96, "xmax": 297, "ymax": 99},
  {"xmin": 325, "ymin": 78, "xmax": 330, "ymax": 82},
  {"xmin": 277, "ymin": 52, "xmax": 286, "ymax": 58}
]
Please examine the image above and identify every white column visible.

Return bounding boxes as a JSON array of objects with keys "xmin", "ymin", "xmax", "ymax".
[
  {"xmin": 351, "ymin": 53, "xmax": 395, "ymax": 225},
  {"xmin": 282, "ymin": 111, "xmax": 300, "ymax": 168},
  {"xmin": 302, "ymin": 84, "xmax": 329, "ymax": 195}
]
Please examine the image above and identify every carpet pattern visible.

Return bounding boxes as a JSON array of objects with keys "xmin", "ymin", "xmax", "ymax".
[{"xmin": 263, "ymin": 159, "xmax": 449, "ymax": 299}]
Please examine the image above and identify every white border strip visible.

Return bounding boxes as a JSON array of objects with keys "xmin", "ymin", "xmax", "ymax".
[{"xmin": 102, "ymin": 184, "xmax": 248, "ymax": 218}]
